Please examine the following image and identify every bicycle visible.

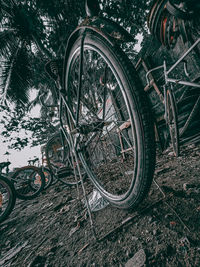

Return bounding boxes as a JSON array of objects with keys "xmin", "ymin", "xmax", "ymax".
[
  {"xmin": 0, "ymin": 161, "xmax": 46, "ymax": 200},
  {"xmin": 0, "ymin": 162, "xmax": 16, "ymax": 223},
  {"xmin": 143, "ymin": 0, "xmax": 200, "ymax": 156},
  {"xmin": 11, "ymin": 165, "xmax": 46, "ymax": 200},
  {"xmin": 43, "ymin": 0, "xmax": 156, "ymax": 210}
]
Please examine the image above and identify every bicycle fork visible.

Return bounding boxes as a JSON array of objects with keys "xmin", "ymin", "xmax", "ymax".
[{"xmin": 68, "ymin": 131, "xmax": 97, "ymax": 239}]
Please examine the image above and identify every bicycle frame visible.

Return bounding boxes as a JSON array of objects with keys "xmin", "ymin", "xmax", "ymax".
[
  {"xmin": 145, "ymin": 37, "xmax": 200, "ymax": 126},
  {"xmin": 144, "ymin": 35, "xmax": 200, "ymax": 156},
  {"xmin": 146, "ymin": 38, "xmax": 200, "ymax": 89}
]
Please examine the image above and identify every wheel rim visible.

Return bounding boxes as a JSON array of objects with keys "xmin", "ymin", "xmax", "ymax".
[
  {"xmin": 66, "ymin": 39, "xmax": 140, "ymax": 201},
  {"xmin": 13, "ymin": 168, "xmax": 44, "ymax": 198}
]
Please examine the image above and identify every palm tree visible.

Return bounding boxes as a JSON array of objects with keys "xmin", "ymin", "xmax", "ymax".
[
  {"xmin": 0, "ymin": 0, "xmax": 85, "ymax": 151},
  {"xmin": 0, "ymin": 0, "xmax": 149, "ymax": 109},
  {"xmin": 0, "ymin": 0, "xmax": 57, "ymax": 108}
]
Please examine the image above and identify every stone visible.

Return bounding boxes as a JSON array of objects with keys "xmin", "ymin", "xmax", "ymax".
[
  {"xmin": 153, "ymin": 229, "xmax": 157, "ymax": 236},
  {"xmin": 125, "ymin": 249, "xmax": 146, "ymax": 267},
  {"xmin": 131, "ymin": 236, "xmax": 138, "ymax": 241}
]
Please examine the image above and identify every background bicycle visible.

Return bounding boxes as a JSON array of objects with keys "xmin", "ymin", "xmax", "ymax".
[
  {"xmin": 134, "ymin": 0, "xmax": 200, "ymax": 157},
  {"xmin": 10, "ymin": 165, "xmax": 46, "ymax": 200},
  {"xmin": 0, "ymin": 161, "xmax": 46, "ymax": 201}
]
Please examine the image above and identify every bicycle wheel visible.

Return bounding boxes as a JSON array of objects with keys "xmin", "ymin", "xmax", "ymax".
[
  {"xmin": 45, "ymin": 132, "xmax": 85, "ymax": 185},
  {"xmin": 43, "ymin": 167, "xmax": 53, "ymax": 189},
  {"xmin": 64, "ymin": 32, "xmax": 156, "ymax": 209},
  {"xmin": 0, "ymin": 175, "xmax": 16, "ymax": 224},
  {"xmin": 11, "ymin": 166, "xmax": 45, "ymax": 200}
]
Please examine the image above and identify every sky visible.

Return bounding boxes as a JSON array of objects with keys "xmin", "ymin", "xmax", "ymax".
[
  {"xmin": 0, "ymin": 139, "xmax": 41, "ymax": 170},
  {"xmin": 0, "ymin": 93, "xmax": 42, "ymax": 171},
  {"xmin": 134, "ymin": 33, "xmax": 143, "ymax": 52}
]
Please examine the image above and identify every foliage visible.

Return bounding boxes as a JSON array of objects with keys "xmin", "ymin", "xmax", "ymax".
[
  {"xmin": 0, "ymin": 105, "xmax": 56, "ymax": 150},
  {"xmin": 0, "ymin": 0, "xmax": 151, "ymax": 107},
  {"xmin": 100, "ymin": 0, "xmax": 150, "ymax": 34}
]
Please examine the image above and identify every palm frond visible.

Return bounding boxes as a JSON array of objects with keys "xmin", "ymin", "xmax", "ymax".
[
  {"xmin": 0, "ymin": 30, "xmax": 19, "ymax": 58},
  {"xmin": 34, "ymin": 0, "xmax": 65, "ymax": 19},
  {"xmin": 0, "ymin": 1, "xmax": 14, "ymax": 19},
  {"xmin": 0, "ymin": 45, "xmax": 33, "ymax": 107}
]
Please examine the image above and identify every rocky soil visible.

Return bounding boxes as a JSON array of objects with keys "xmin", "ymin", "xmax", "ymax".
[{"xmin": 0, "ymin": 143, "xmax": 200, "ymax": 267}]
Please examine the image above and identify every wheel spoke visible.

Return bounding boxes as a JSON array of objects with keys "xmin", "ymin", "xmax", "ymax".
[{"xmin": 67, "ymin": 43, "xmax": 136, "ymax": 196}]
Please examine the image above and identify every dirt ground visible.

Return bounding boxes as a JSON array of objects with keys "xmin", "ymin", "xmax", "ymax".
[{"xmin": 0, "ymin": 143, "xmax": 200, "ymax": 267}]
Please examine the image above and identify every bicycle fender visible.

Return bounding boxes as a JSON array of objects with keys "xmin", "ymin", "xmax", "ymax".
[{"xmin": 63, "ymin": 16, "xmax": 134, "ymax": 88}]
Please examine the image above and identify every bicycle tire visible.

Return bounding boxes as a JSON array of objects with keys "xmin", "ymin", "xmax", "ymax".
[
  {"xmin": 11, "ymin": 166, "xmax": 45, "ymax": 200},
  {"xmin": 64, "ymin": 32, "xmax": 156, "ymax": 209},
  {"xmin": 45, "ymin": 132, "xmax": 85, "ymax": 186},
  {"xmin": 0, "ymin": 175, "xmax": 16, "ymax": 224}
]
